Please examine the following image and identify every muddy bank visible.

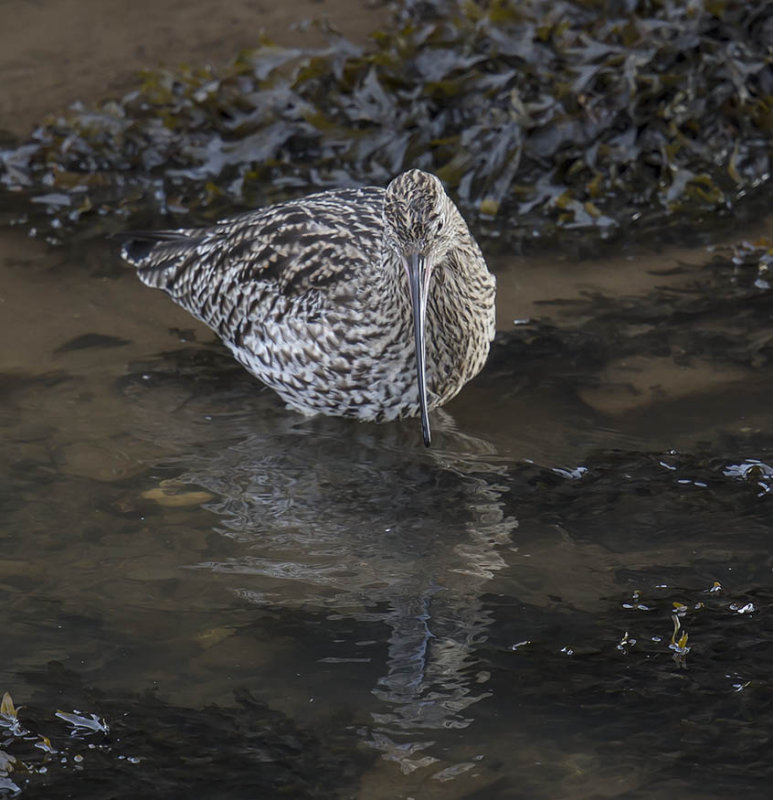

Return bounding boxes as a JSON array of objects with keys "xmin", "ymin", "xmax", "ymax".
[{"xmin": 0, "ymin": 0, "xmax": 386, "ymax": 136}]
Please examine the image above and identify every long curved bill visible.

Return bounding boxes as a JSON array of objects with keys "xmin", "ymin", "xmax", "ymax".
[{"xmin": 405, "ymin": 252, "xmax": 432, "ymax": 447}]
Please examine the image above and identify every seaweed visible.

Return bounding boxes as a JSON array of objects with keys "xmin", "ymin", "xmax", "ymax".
[{"xmin": 0, "ymin": 0, "xmax": 771, "ymax": 249}]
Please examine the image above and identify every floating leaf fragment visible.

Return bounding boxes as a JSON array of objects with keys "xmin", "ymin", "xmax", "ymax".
[
  {"xmin": 34, "ymin": 735, "xmax": 57, "ymax": 754},
  {"xmin": 0, "ymin": 776, "xmax": 20, "ymax": 794},
  {"xmin": 0, "ymin": 749, "xmax": 16, "ymax": 772},
  {"xmin": 0, "ymin": 693, "xmax": 16, "ymax": 719},
  {"xmin": 671, "ymin": 631, "xmax": 689, "ymax": 652}
]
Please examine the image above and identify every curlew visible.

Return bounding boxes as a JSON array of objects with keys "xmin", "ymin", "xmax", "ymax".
[{"xmin": 120, "ymin": 169, "xmax": 496, "ymax": 446}]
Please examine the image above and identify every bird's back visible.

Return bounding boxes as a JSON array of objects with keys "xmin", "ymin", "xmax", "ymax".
[
  {"xmin": 122, "ymin": 186, "xmax": 386, "ymax": 331},
  {"xmin": 121, "ymin": 185, "xmax": 424, "ymax": 420},
  {"xmin": 120, "ymin": 173, "xmax": 496, "ymax": 428}
]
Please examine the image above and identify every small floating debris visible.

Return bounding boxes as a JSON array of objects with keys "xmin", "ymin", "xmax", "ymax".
[
  {"xmin": 0, "ymin": 774, "xmax": 20, "ymax": 795},
  {"xmin": 55, "ymin": 710, "xmax": 110, "ymax": 735},
  {"xmin": 669, "ymin": 631, "xmax": 690, "ymax": 666},
  {"xmin": 723, "ymin": 459, "xmax": 773, "ymax": 480},
  {"xmin": 29, "ymin": 192, "xmax": 72, "ymax": 207},
  {"xmin": 672, "ymin": 602, "xmax": 689, "ymax": 617},
  {"xmin": 552, "ymin": 466, "xmax": 588, "ymax": 480},
  {"xmin": 0, "ymin": 693, "xmax": 25, "ymax": 738},
  {"xmin": 723, "ymin": 459, "xmax": 773, "ymax": 496},
  {"xmin": 1, "ymin": 692, "xmax": 17, "ymax": 719},
  {"xmin": 669, "ymin": 609, "xmax": 691, "ymax": 667},
  {"xmin": 622, "ymin": 591, "xmax": 651, "ymax": 611},
  {"xmin": 1, "ymin": 691, "xmax": 111, "ymax": 792},
  {"xmin": 34, "ymin": 735, "xmax": 57, "ymax": 754},
  {"xmin": 0, "ymin": 751, "xmax": 17, "ymax": 772}
]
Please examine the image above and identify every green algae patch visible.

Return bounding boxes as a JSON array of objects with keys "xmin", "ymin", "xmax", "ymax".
[{"xmin": 0, "ymin": 0, "xmax": 771, "ymax": 249}]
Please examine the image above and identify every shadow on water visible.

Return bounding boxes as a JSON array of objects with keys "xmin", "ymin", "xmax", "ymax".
[{"xmin": 3, "ymin": 223, "xmax": 773, "ymax": 798}]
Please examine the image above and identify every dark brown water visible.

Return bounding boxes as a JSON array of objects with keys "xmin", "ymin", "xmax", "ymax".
[{"xmin": 3, "ymin": 216, "xmax": 773, "ymax": 798}]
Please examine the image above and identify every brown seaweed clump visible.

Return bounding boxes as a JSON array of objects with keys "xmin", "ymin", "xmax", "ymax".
[{"xmin": 0, "ymin": 0, "xmax": 771, "ymax": 249}]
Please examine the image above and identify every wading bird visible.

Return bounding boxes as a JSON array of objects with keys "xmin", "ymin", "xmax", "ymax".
[{"xmin": 121, "ymin": 169, "xmax": 496, "ymax": 446}]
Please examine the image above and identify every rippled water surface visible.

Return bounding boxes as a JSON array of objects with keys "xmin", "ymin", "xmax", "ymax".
[{"xmin": 2, "ymin": 220, "xmax": 773, "ymax": 799}]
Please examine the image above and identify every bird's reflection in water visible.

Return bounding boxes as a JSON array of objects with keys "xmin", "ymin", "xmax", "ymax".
[{"xmin": 156, "ymin": 401, "xmax": 516, "ymax": 774}]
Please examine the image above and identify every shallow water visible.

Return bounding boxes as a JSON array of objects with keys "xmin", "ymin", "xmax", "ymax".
[{"xmin": 2, "ymin": 216, "xmax": 773, "ymax": 799}]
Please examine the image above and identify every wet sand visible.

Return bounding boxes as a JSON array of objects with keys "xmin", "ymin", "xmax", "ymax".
[{"xmin": 1, "ymin": 0, "xmax": 386, "ymax": 136}]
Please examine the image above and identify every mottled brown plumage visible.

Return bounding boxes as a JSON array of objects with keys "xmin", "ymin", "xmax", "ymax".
[{"xmin": 121, "ymin": 169, "xmax": 496, "ymax": 445}]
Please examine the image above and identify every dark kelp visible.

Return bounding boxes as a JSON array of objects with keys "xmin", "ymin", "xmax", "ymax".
[{"xmin": 0, "ymin": 0, "xmax": 771, "ymax": 249}]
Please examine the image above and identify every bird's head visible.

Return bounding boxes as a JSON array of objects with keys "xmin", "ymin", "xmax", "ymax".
[{"xmin": 383, "ymin": 170, "xmax": 456, "ymax": 448}]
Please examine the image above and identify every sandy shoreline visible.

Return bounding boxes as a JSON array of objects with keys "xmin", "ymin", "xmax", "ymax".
[{"xmin": 0, "ymin": 0, "xmax": 386, "ymax": 137}]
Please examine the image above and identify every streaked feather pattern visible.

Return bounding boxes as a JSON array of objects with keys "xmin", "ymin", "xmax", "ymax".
[{"xmin": 121, "ymin": 170, "xmax": 496, "ymax": 434}]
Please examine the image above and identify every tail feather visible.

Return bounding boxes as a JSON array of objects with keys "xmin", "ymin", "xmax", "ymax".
[
  {"xmin": 118, "ymin": 230, "xmax": 201, "ymax": 264},
  {"xmin": 118, "ymin": 230, "xmax": 206, "ymax": 292}
]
